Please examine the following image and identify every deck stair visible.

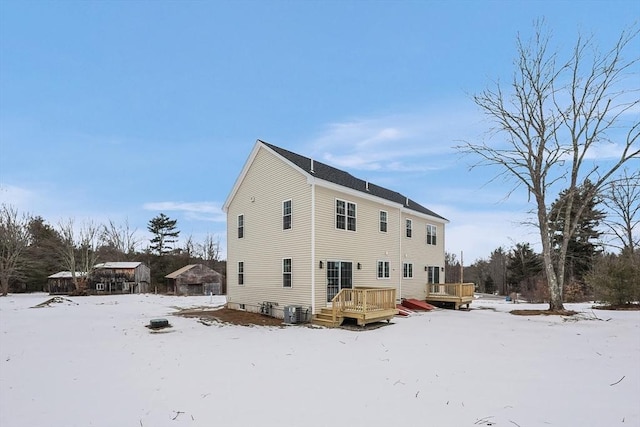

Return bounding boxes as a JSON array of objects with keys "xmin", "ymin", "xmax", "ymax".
[
  {"xmin": 313, "ymin": 307, "xmax": 344, "ymax": 328},
  {"xmin": 312, "ymin": 287, "xmax": 398, "ymax": 328}
]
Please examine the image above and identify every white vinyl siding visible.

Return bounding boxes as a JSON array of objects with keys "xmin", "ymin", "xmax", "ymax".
[{"xmin": 226, "ymin": 147, "xmax": 313, "ymax": 314}]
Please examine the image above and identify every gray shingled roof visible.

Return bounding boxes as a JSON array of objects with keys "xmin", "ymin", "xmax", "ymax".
[{"xmin": 261, "ymin": 141, "xmax": 446, "ymax": 220}]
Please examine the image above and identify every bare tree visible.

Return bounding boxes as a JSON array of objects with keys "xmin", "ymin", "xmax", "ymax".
[
  {"xmin": 78, "ymin": 220, "xmax": 100, "ymax": 283},
  {"xmin": 0, "ymin": 205, "xmax": 31, "ymax": 296},
  {"xmin": 57, "ymin": 219, "xmax": 80, "ymax": 291},
  {"xmin": 601, "ymin": 168, "xmax": 640, "ymax": 254},
  {"xmin": 57, "ymin": 219, "xmax": 101, "ymax": 293},
  {"xmin": 458, "ymin": 23, "xmax": 639, "ymax": 310},
  {"xmin": 101, "ymin": 219, "xmax": 140, "ymax": 258},
  {"xmin": 199, "ymin": 233, "xmax": 221, "ymax": 267}
]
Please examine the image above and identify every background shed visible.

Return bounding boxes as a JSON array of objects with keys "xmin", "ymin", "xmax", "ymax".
[{"xmin": 165, "ymin": 264, "xmax": 223, "ymax": 296}]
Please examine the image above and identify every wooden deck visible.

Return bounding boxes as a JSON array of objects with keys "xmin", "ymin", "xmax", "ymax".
[
  {"xmin": 313, "ymin": 287, "xmax": 398, "ymax": 328},
  {"xmin": 425, "ymin": 283, "xmax": 475, "ymax": 310}
]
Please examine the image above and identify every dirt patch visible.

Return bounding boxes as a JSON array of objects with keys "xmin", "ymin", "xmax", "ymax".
[
  {"xmin": 592, "ymin": 303, "xmax": 640, "ymax": 311},
  {"xmin": 510, "ymin": 309, "xmax": 578, "ymax": 316},
  {"xmin": 175, "ymin": 307, "xmax": 285, "ymax": 327}
]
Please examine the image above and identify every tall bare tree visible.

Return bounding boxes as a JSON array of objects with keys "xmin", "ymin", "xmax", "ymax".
[
  {"xmin": 199, "ymin": 233, "xmax": 221, "ymax": 267},
  {"xmin": 0, "ymin": 205, "xmax": 31, "ymax": 296},
  {"xmin": 57, "ymin": 219, "xmax": 100, "ymax": 292},
  {"xmin": 458, "ymin": 23, "xmax": 639, "ymax": 310},
  {"xmin": 100, "ymin": 219, "xmax": 140, "ymax": 259},
  {"xmin": 601, "ymin": 168, "xmax": 640, "ymax": 254}
]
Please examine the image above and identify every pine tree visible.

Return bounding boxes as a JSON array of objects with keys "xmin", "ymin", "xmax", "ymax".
[
  {"xmin": 549, "ymin": 181, "xmax": 605, "ymax": 283},
  {"xmin": 507, "ymin": 243, "xmax": 543, "ymax": 294},
  {"xmin": 147, "ymin": 213, "xmax": 180, "ymax": 256}
]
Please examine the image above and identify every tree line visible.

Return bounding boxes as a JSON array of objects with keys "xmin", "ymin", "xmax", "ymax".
[
  {"xmin": 0, "ymin": 206, "xmax": 225, "ymax": 296},
  {"xmin": 446, "ymin": 174, "xmax": 639, "ymax": 306}
]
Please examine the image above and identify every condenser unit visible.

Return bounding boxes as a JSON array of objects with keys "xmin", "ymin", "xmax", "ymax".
[{"xmin": 283, "ymin": 305, "xmax": 305, "ymax": 324}]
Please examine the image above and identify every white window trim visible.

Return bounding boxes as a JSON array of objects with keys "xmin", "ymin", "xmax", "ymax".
[
  {"xmin": 96, "ymin": 283, "xmax": 105, "ymax": 291},
  {"xmin": 335, "ymin": 198, "xmax": 357, "ymax": 232},
  {"xmin": 238, "ymin": 261, "xmax": 245, "ymax": 286},
  {"xmin": 426, "ymin": 224, "xmax": 437, "ymax": 246},
  {"xmin": 237, "ymin": 214, "xmax": 245, "ymax": 239},
  {"xmin": 376, "ymin": 260, "xmax": 390, "ymax": 279},
  {"xmin": 403, "ymin": 262, "xmax": 414, "ymax": 279},
  {"xmin": 406, "ymin": 218, "xmax": 412, "ymax": 238},
  {"xmin": 282, "ymin": 257, "xmax": 292, "ymax": 288},
  {"xmin": 379, "ymin": 210, "xmax": 388, "ymax": 233},
  {"xmin": 283, "ymin": 199, "xmax": 292, "ymax": 231}
]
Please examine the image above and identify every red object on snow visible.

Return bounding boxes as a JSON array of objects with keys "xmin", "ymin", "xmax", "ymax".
[
  {"xmin": 402, "ymin": 299, "xmax": 435, "ymax": 311},
  {"xmin": 396, "ymin": 304, "xmax": 414, "ymax": 316}
]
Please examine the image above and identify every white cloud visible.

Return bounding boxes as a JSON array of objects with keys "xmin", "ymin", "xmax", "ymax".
[
  {"xmin": 305, "ymin": 107, "xmax": 481, "ymax": 173},
  {"xmin": 143, "ymin": 201, "xmax": 226, "ymax": 222}
]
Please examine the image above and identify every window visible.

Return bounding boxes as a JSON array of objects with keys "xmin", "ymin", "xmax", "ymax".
[
  {"xmin": 283, "ymin": 200, "xmax": 292, "ymax": 230},
  {"xmin": 96, "ymin": 283, "xmax": 105, "ymax": 291},
  {"xmin": 336, "ymin": 199, "xmax": 356, "ymax": 231},
  {"xmin": 379, "ymin": 211, "xmax": 387, "ymax": 232},
  {"xmin": 426, "ymin": 224, "xmax": 437, "ymax": 245},
  {"xmin": 283, "ymin": 258, "xmax": 292, "ymax": 288},
  {"xmin": 238, "ymin": 261, "xmax": 244, "ymax": 285},
  {"xmin": 377, "ymin": 261, "xmax": 390, "ymax": 279},
  {"xmin": 238, "ymin": 214, "xmax": 244, "ymax": 239},
  {"xmin": 403, "ymin": 263, "xmax": 413, "ymax": 278},
  {"xmin": 406, "ymin": 219, "xmax": 412, "ymax": 238},
  {"xmin": 427, "ymin": 266, "xmax": 440, "ymax": 284}
]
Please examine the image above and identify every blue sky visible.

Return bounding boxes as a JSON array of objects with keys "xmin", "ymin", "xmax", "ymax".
[{"xmin": 1, "ymin": 0, "xmax": 638, "ymax": 263}]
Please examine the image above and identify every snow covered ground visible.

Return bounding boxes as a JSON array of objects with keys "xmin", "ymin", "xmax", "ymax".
[{"xmin": 1, "ymin": 293, "xmax": 638, "ymax": 427}]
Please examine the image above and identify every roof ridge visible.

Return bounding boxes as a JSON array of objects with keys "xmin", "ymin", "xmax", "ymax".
[{"xmin": 260, "ymin": 140, "xmax": 446, "ymax": 221}]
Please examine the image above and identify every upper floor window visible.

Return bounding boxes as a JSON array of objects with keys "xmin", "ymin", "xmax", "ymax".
[
  {"xmin": 379, "ymin": 211, "xmax": 387, "ymax": 232},
  {"xmin": 403, "ymin": 263, "xmax": 413, "ymax": 278},
  {"xmin": 426, "ymin": 224, "xmax": 437, "ymax": 245},
  {"xmin": 283, "ymin": 200, "xmax": 292, "ymax": 230},
  {"xmin": 406, "ymin": 219, "xmax": 412, "ymax": 238},
  {"xmin": 336, "ymin": 199, "xmax": 356, "ymax": 231},
  {"xmin": 283, "ymin": 258, "xmax": 292, "ymax": 288},
  {"xmin": 377, "ymin": 261, "xmax": 390, "ymax": 279},
  {"xmin": 238, "ymin": 214, "xmax": 244, "ymax": 239},
  {"xmin": 238, "ymin": 261, "xmax": 244, "ymax": 285}
]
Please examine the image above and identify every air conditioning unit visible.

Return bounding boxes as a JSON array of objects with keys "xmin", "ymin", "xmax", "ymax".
[{"xmin": 283, "ymin": 305, "xmax": 306, "ymax": 324}]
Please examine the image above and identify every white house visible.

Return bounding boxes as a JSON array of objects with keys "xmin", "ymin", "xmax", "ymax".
[{"xmin": 223, "ymin": 140, "xmax": 448, "ymax": 319}]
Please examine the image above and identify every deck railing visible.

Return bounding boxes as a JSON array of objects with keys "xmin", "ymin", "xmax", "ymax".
[
  {"xmin": 427, "ymin": 283, "xmax": 475, "ymax": 298},
  {"xmin": 331, "ymin": 287, "xmax": 397, "ymax": 322}
]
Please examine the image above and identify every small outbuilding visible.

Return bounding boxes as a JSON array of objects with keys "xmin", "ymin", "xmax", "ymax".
[
  {"xmin": 48, "ymin": 271, "xmax": 87, "ymax": 295},
  {"xmin": 165, "ymin": 264, "xmax": 223, "ymax": 296}
]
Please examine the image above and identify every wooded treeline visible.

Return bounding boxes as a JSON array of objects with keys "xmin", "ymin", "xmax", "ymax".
[
  {"xmin": 445, "ymin": 176, "xmax": 639, "ymax": 306},
  {"xmin": 0, "ymin": 205, "xmax": 225, "ymax": 295}
]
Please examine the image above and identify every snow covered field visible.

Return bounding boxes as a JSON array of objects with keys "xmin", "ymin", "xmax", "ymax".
[{"xmin": 1, "ymin": 293, "xmax": 638, "ymax": 427}]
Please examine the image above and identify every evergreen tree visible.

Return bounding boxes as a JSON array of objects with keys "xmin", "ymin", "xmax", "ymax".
[
  {"xmin": 507, "ymin": 243, "xmax": 543, "ymax": 294},
  {"xmin": 549, "ymin": 181, "xmax": 605, "ymax": 283},
  {"xmin": 147, "ymin": 213, "xmax": 180, "ymax": 256},
  {"xmin": 24, "ymin": 216, "xmax": 64, "ymax": 292}
]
